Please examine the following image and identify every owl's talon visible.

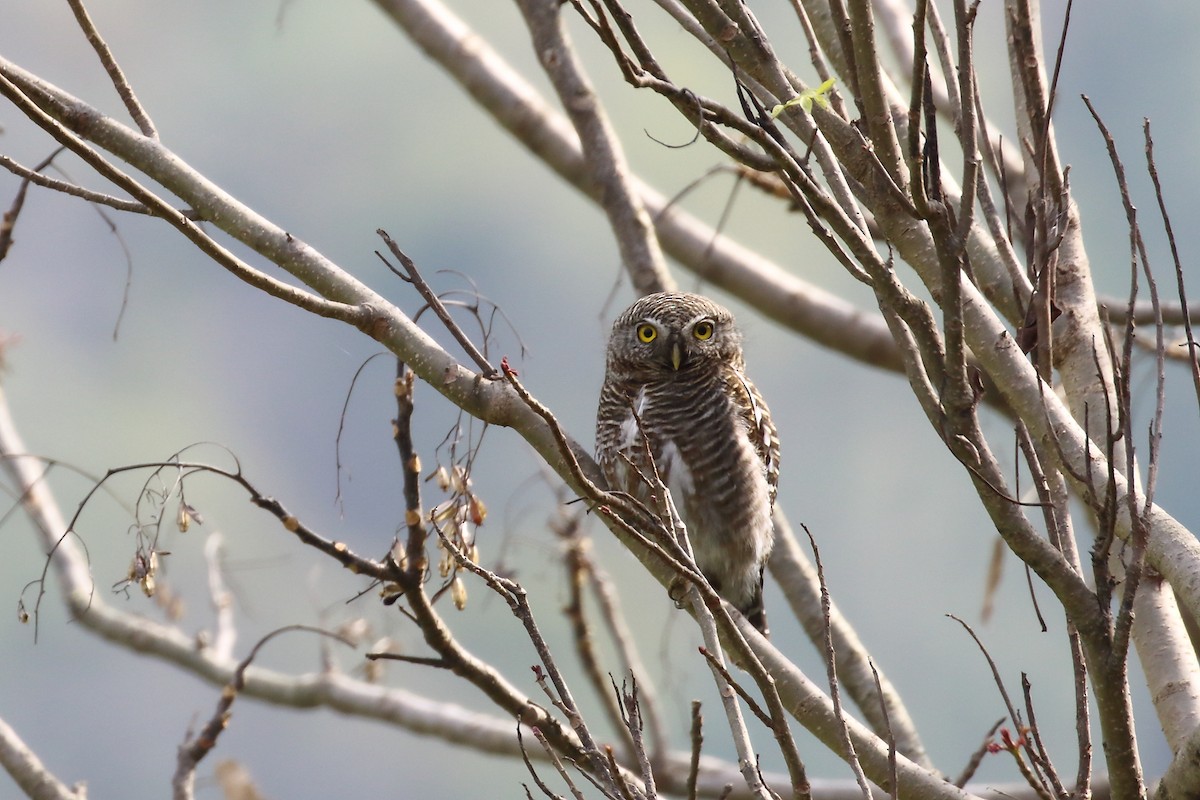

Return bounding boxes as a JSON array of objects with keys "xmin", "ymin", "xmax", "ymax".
[{"xmin": 667, "ymin": 577, "xmax": 689, "ymax": 609}]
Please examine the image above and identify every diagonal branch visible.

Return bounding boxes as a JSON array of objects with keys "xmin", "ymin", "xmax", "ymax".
[
  {"xmin": 0, "ymin": 716, "xmax": 83, "ymax": 800},
  {"xmin": 515, "ymin": 0, "xmax": 674, "ymax": 296},
  {"xmin": 0, "ymin": 65, "xmax": 369, "ymax": 331}
]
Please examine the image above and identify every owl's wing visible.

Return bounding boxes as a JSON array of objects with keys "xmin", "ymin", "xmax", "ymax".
[
  {"xmin": 595, "ymin": 378, "xmax": 639, "ymax": 491},
  {"xmin": 729, "ymin": 368, "xmax": 780, "ymax": 505}
]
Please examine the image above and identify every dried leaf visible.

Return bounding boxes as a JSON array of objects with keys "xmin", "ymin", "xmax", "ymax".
[
  {"xmin": 468, "ymin": 495, "xmax": 487, "ymax": 526},
  {"xmin": 178, "ymin": 501, "xmax": 203, "ymax": 532},
  {"xmin": 429, "ymin": 466, "xmax": 451, "ymax": 492}
]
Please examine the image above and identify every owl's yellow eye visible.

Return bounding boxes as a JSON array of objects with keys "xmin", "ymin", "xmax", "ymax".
[
  {"xmin": 636, "ymin": 323, "xmax": 657, "ymax": 343},
  {"xmin": 693, "ymin": 320, "xmax": 714, "ymax": 340}
]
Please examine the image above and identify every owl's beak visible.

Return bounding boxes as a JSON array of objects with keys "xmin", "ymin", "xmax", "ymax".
[{"xmin": 671, "ymin": 341, "xmax": 683, "ymax": 371}]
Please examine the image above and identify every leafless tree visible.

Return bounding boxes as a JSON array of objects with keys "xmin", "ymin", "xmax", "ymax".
[{"xmin": 2, "ymin": 1, "xmax": 1198, "ymax": 798}]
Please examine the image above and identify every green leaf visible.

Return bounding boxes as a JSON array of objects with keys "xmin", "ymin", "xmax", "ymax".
[{"xmin": 769, "ymin": 78, "xmax": 837, "ymax": 119}]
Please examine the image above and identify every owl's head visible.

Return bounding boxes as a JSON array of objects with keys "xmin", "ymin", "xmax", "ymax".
[{"xmin": 607, "ymin": 292, "xmax": 743, "ymax": 378}]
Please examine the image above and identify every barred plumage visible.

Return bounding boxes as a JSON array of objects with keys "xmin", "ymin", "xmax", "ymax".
[{"xmin": 596, "ymin": 292, "xmax": 779, "ymax": 634}]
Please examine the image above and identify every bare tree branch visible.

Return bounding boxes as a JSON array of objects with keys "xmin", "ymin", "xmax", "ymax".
[
  {"xmin": 0, "ymin": 717, "xmax": 84, "ymax": 800},
  {"xmin": 1, "ymin": 3, "xmax": 1194, "ymax": 799},
  {"xmin": 517, "ymin": 0, "xmax": 674, "ymax": 296},
  {"xmin": 65, "ymin": 0, "xmax": 158, "ymax": 138},
  {"xmin": 372, "ymin": 0, "xmax": 905, "ymax": 371},
  {"xmin": 0, "ymin": 383, "xmax": 795, "ymax": 799}
]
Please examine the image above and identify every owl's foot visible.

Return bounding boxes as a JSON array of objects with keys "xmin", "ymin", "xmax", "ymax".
[
  {"xmin": 745, "ymin": 607, "xmax": 769, "ymax": 639},
  {"xmin": 667, "ymin": 577, "xmax": 690, "ymax": 609},
  {"xmin": 742, "ymin": 576, "xmax": 769, "ymax": 638}
]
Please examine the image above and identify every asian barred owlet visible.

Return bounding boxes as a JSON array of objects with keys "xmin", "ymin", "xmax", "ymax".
[{"xmin": 596, "ymin": 292, "xmax": 780, "ymax": 634}]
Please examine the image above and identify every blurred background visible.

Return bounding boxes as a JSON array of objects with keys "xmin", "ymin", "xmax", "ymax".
[{"xmin": 2, "ymin": 1, "xmax": 1199, "ymax": 797}]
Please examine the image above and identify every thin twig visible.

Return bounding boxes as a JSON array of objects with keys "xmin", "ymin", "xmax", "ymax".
[
  {"xmin": 520, "ymin": 724, "xmax": 572, "ymax": 800},
  {"xmin": 0, "ymin": 153, "xmax": 171, "ymax": 215},
  {"xmin": 947, "ymin": 614, "xmax": 1053, "ymax": 800},
  {"xmin": 0, "ymin": 68, "xmax": 371, "ymax": 330},
  {"xmin": 1144, "ymin": 122, "xmax": 1200, "ymax": 408},
  {"xmin": 1081, "ymin": 94, "xmax": 1154, "ymax": 662},
  {"xmin": 610, "ymin": 677, "xmax": 656, "ymax": 798},
  {"xmin": 1020, "ymin": 674, "xmax": 1067, "ymax": 797},
  {"xmin": 376, "ymin": 231, "xmax": 499, "ymax": 378},
  {"xmin": 686, "ymin": 701, "xmax": 703, "ymax": 800},
  {"xmin": 1, "ymin": 149, "xmax": 62, "ymax": 262},
  {"xmin": 952, "ymin": 718, "xmax": 1003, "ymax": 787},
  {"xmin": 769, "ymin": 512, "xmax": 932, "ymax": 770},
  {"xmin": 582, "ymin": 534, "xmax": 669, "ymax": 763},
  {"xmin": 438, "ymin": 526, "xmax": 631, "ymax": 797},
  {"xmin": 867, "ymin": 659, "xmax": 897, "ymax": 800},
  {"xmin": 557, "ymin": 510, "xmax": 640, "ymax": 762},
  {"xmin": 393, "ymin": 360, "xmax": 431, "ymax": 583},
  {"xmin": 697, "ymin": 647, "xmax": 772, "ymax": 727},
  {"xmin": 172, "ymin": 625, "xmax": 354, "ymax": 800},
  {"xmin": 805, "ymin": 525, "xmax": 870, "ymax": 800},
  {"xmin": 65, "ymin": 0, "xmax": 158, "ymax": 138}
]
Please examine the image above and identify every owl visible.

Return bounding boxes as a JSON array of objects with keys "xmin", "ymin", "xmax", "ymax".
[{"xmin": 596, "ymin": 292, "xmax": 780, "ymax": 634}]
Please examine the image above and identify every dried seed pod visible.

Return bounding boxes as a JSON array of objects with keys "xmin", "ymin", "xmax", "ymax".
[
  {"xmin": 430, "ymin": 466, "xmax": 451, "ymax": 492},
  {"xmin": 468, "ymin": 494, "xmax": 487, "ymax": 526},
  {"xmin": 451, "ymin": 576, "xmax": 468, "ymax": 610},
  {"xmin": 177, "ymin": 501, "xmax": 202, "ymax": 532}
]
